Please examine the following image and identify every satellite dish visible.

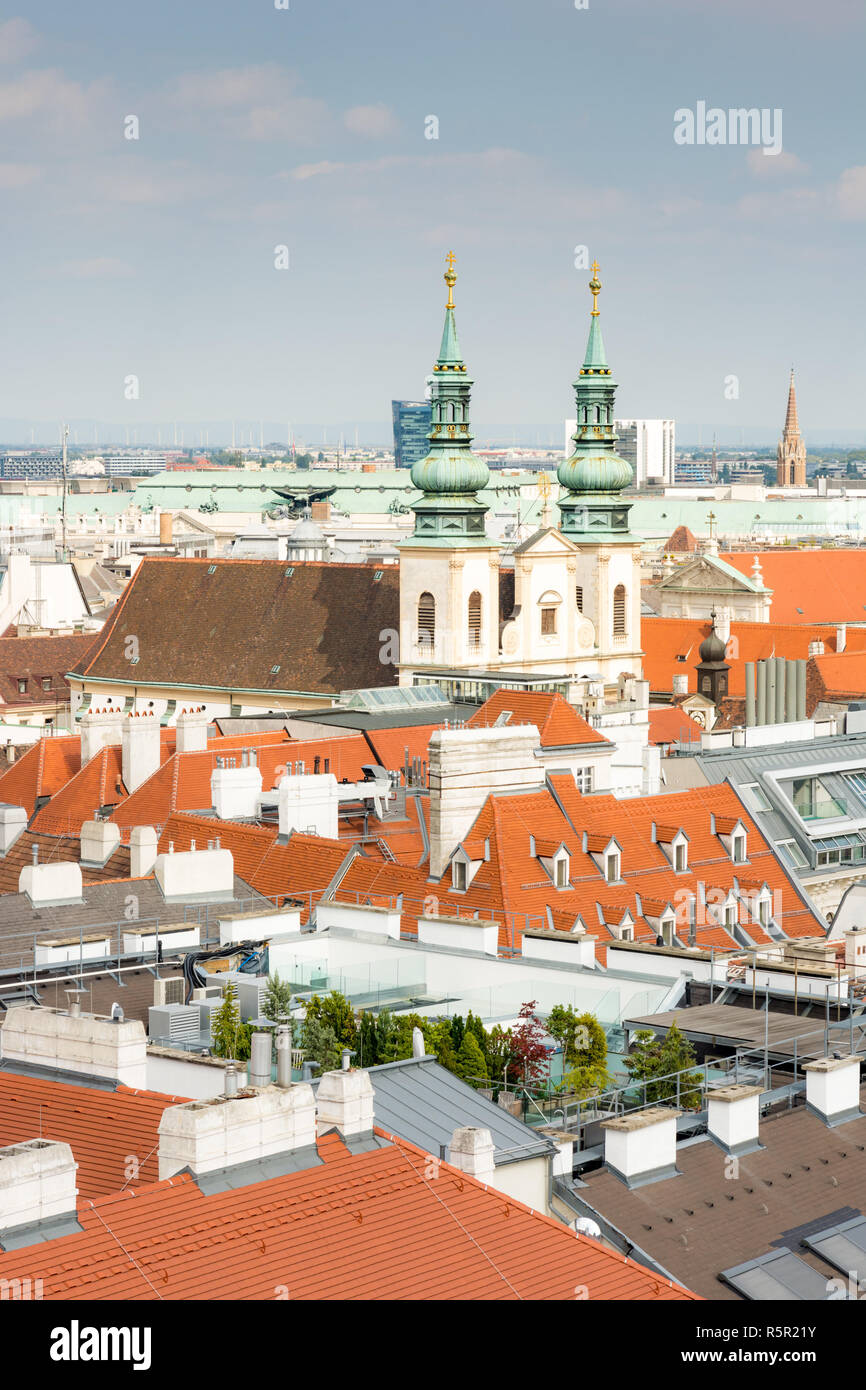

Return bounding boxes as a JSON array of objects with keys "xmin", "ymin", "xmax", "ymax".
[{"xmin": 574, "ymin": 1217, "xmax": 602, "ymax": 1239}]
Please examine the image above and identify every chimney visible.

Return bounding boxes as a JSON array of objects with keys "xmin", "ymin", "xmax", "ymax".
[
  {"xmin": 129, "ymin": 825, "xmax": 158, "ymax": 878},
  {"xmin": 157, "ymin": 1084, "xmax": 317, "ymax": 1180},
  {"xmin": 0, "ymin": 805, "xmax": 27, "ymax": 856},
  {"xmin": 706, "ymin": 1084, "xmax": 762, "ymax": 1156},
  {"xmin": 159, "ymin": 510, "xmax": 174, "ymax": 546},
  {"xmin": 316, "ymin": 1066, "xmax": 375, "ymax": 1138},
  {"xmin": 837, "ymin": 624, "xmax": 847, "ymax": 654},
  {"xmin": 248, "ymin": 1030, "xmax": 272, "ymax": 1088},
  {"xmin": 79, "ymin": 707, "xmax": 124, "ymax": 763},
  {"xmin": 153, "ymin": 843, "xmax": 234, "ymax": 902},
  {"xmin": 600, "ymin": 1106, "xmax": 681, "ymax": 1187},
  {"xmin": 276, "ymin": 1021, "xmax": 293, "ymax": 1087},
  {"xmin": 211, "ymin": 762, "xmax": 263, "ymax": 820},
  {"xmin": 844, "ymin": 927, "xmax": 866, "ymax": 980},
  {"xmin": 122, "ymin": 712, "xmax": 161, "ymax": 793},
  {"xmin": 0, "ymin": 1140, "xmax": 78, "ymax": 1236},
  {"xmin": 278, "ymin": 773, "xmax": 339, "ymax": 838},
  {"xmin": 803, "ymin": 1054, "xmax": 862, "ymax": 1128},
  {"xmin": 18, "ymin": 861, "xmax": 83, "ymax": 908},
  {"xmin": 448, "ymin": 1126, "xmax": 496, "ymax": 1182},
  {"xmin": 0, "ymin": 1006, "xmax": 147, "ymax": 1088},
  {"xmin": 428, "ymin": 725, "xmax": 544, "ymax": 878},
  {"xmin": 80, "ymin": 818, "xmax": 121, "ymax": 868},
  {"xmin": 176, "ymin": 706, "xmax": 209, "ymax": 754}
]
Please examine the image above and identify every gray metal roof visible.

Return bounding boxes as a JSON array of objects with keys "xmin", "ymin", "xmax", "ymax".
[{"xmin": 336, "ymin": 1055, "xmax": 555, "ymax": 1166}]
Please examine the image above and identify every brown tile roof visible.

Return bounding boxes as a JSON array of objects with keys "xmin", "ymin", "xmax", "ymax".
[
  {"xmin": 0, "ymin": 830, "xmax": 130, "ymax": 894},
  {"xmin": 580, "ymin": 1091, "xmax": 866, "ymax": 1300},
  {"xmin": 0, "ymin": 634, "xmax": 94, "ymax": 707},
  {"xmin": 0, "ymin": 1125, "xmax": 698, "ymax": 1300},
  {"xmin": 70, "ymin": 557, "xmax": 400, "ymax": 697}
]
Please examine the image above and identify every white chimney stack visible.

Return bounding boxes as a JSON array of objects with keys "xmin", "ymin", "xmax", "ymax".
[
  {"xmin": 176, "ymin": 706, "xmax": 210, "ymax": 753},
  {"xmin": 316, "ymin": 1067, "xmax": 375, "ymax": 1138},
  {"xmin": 803, "ymin": 1054, "xmax": 862, "ymax": 1127},
  {"xmin": 157, "ymin": 1084, "xmax": 317, "ymax": 1181},
  {"xmin": 122, "ymin": 711, "xmax": 161, "ymax": 793},
  {"xmin": 129, "ymin": 825, "xmax": 159, "ymax": 878},
  {"xmin": 707, "ymin": 1083, "xmax": 762, "ymax": 1155},
  {"xmin": 601, "ymin": 1107, "xmax": 681, "ymax": 1187},
  {"xmin": 80, "ymin": 819, "xmax": 121, "ymax": 868},
  {"xmin": 0, "ymin": 1006, "xmax": 147, "ymax": 1089},
  {"xmin": 837, "ymin": 624, "xmax": 847, "ymax": 654},
  {"xmin": 428, "ymin": 725, "xmax": 544, "ymax": 878},
  {"xmin": 79, "ymin": 707, "xmax": 124, "ymax": 764},
  {"xmin": 18, "ymin": 861, "xmax": 83, "ymax": 908},
  {"xmin": 449, "ymin": 1126, "xmax": 496, "ymax": 1183},
  {"xmin": 278, "ymin": 773, "xmax": 339, "ymax": 838},
  {"xmin": 0, "ymin": 1140, "xmax": 78, "ymax": 1234},
  {"xmin": 212, "ymin": 763, "xmax": 263, "ymax": 820},
  {"xmin": 154, "ymin": 844, "xmax": 234, "ymax": 902},
  {"xmin": 0, "ymin": 805, "xmax": 27, "ymax": 856}
]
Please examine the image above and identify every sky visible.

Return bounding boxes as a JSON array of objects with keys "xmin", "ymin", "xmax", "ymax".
[{"xmin": 0, "ymin": 0, "xmax": 864, "ymax": 447}]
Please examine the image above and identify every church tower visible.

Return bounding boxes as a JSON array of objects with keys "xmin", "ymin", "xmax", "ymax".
[
  {"xmin": 398, "ymin": 255, "xmax": 500, "ymax": 685},
  {"xmin": 776, "ymin": 369, "xmax": 806, "ymax": 487},
  {"xmin": 557, "ymin": 264, "xmax": 643, "ymax": 684}
]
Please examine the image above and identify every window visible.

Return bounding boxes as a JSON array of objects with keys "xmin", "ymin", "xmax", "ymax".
[
  {"xmin": 270, "ymin": 665, "xmax": 281, "ymax": 674},
  {"xmin": 606, "ymin": 851, "xmax": 620, "ymax": 883},
  {"xmin": 732, "ymin": 833, "xmax": 746, "ymax": 864},
  {"xmin": 575, "ymin": 585, "xmax": 583, "ymax": 612},
  {"xmin": 725, "ymin": 902, "xmax": 737, "ymax": 928},
  {"xmin": 452, "ymin": 859, "xmax": 467, "ymax": 891},
  {"xmin": 41, "ymin": 677, "xmax": 52, "ymax": 692},
  {"xmin": 613, "ymin": 584, "xmax": 626, "ymax": 636},
  {"xmin": 467, "ymin": 591, "xmax": 482, "ymax": 649},
  {"xmin": 417, "ymin": 592, "xmax": 435, "ymax": 648},
  {"xmin": 759, "ymin": 896, "xmax": 770, "ymax": 926},
  {"xmin": 541, "ymin": 607, "xmax": 557, "ymax": 636},
  {"xmin": 620, "ymin": 924, "xmax": 633, "ymax": 942},
  {"xmin": 674, "ymin": 841, "xmax": 687, "ymax": 873},
  {"xmin": 555, "ymin": 857, "xmax": 569, "ymax": 888},
  {"xmin": 743, "ymin": 782, "xmax": 772, "ymax": 813},
  {"xmin": 17, "ymin": 679, "xmax": 27, "ymax": 694},
  {"xmin": 575, "ymin": 766, "xmax": 593, "ymax": 793},
  {"xmin": 373, "ymin": 570, "xmax": 383, "ymax": 581}
]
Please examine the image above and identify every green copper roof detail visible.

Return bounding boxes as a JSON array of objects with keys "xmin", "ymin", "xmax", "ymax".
[
  {"xmin": 558, "ymin": 260, "xmax": 633, "ymax": 520},
  {"xmin": 405, "ymin": 254, "xmax": 490, "ymax": 544}
]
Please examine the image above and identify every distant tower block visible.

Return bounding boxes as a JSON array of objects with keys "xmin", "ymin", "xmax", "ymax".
[{"xmin": 776, "ymin": 369, "xmax": 807, "ymax": 487}]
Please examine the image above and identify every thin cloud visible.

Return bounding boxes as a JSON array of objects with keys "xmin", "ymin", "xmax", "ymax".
[
  {"xmin": 746, "ymin": 149, "xmax": 809, "ymax": 177},
  {"xmin": 168, "ymin": 64, "xmax": 330, "ymax": 142},
  {"xmin": 835, "ymin": 165, "xmax": 866, "ymax": 220},
  {"xmin": 344, "ymin": 103, "xmax": 398, "ymax": 138},
  {"xmin": 0, "ymin": 17, "xmax": 39, "ymax": 64},
  {"xmin": 0, "ymin": 160, "xmax": 40, "ymax": 187}
]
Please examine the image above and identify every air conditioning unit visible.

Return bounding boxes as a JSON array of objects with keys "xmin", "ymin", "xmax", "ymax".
[
  {"xmin": 191, "ymin": 986, "xmax": 222, "ymax": 1002},
  {"xmin": 148, "ymin": 1003, "xmax": 202, "ymax": 1043},
  {"xmin": 153, "ymin": 976, "xmax": 185, "ymax": 1007},
  {"xmin": 236, "ymin": 976, "xmax": 268, "ymax": 1021}
]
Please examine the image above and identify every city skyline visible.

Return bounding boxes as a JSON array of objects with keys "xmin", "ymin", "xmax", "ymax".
[{"xmin": 0, "ymin": 1, "xmax": 863, "ymax": 438}]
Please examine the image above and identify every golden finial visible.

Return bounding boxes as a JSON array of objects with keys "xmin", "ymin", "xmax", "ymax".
[
  {"xmin": 589, "ymin": 260, "xmax": 601, "ymax": 317},
  {"xmin": 444, "ymin": 250, "xmax": 457, "ymax": 308}
]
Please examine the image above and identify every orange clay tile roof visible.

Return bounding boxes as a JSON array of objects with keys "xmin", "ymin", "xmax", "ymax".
[
  {"xmin": 721, "ymin": 550, "xmax": 866, "ymax": 625},
  {"xmin": 0, "ymin": 1126, "xmax": 697, "ymax": 1301},
  {"xmin": 809, "ymin": 650, "xmax": 866, "ymax": 701},
  {"xmin": 647, "ymin": 706, "xmax": 704, "ymax": 746},
  {"xmin": 0, "ymin": 735, "xmax": 82, "ymax": 816},
  {"xmin": 0, "ymin": 830, "xmax": 130, "ymax": 894},
  {"xmin": 0, "ymin": 1073, "xmax": 186, "ymax": 1201},
  {"xmin": 364, "ymin": 723, "xmax": 443, "ymax": 773},
  {"xmin": 641, "ymin": 616, "xmax": 866, "ymax": 697},
  {"xmin": 468, "ymin": 689, "xmax": 608, "ymax": 747}
]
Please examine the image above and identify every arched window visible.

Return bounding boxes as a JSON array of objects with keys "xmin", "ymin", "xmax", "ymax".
[
  {"xmin": 575, "ymin": 585, "xmax": 583, "ymax": 613},
  {"xmin": 468, "ymin": 590, "xmax": 482, "ymax": 649},
  {"xmin": 595, "ymin": 405, "xmax": 601, "ymax": 423},
  {"xmin": 613, "ymin": 584, "xmax": 626, "ymax": 636},
  {"xmin": 417, "ymin": 592, "xmax": 435, "ymax": 649}
]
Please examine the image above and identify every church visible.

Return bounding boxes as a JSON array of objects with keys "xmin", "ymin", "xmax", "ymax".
[{"xmin": 397, "ymin": 257, "xmax": 644, "ymax": 711}]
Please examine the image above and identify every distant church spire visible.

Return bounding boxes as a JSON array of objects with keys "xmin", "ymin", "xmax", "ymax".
[
  {"xmin": 776, "ymin": 368, "xmax": 806, "ymax": 487},
  {"xmin": 557, "ymin": 261, "xmax": 634, "ymax": 539},
  {"xmin": 404, "ymin": 254, "xmax": 490, "ymax": 547}
]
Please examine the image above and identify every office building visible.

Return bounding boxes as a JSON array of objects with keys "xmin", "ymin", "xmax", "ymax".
[{"xmin": 392, "ymin": 400, "xmax": 432, "ymax": 470}]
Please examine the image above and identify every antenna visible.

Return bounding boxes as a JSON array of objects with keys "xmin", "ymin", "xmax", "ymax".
[{"xmin": 61, "ymin": 423, "xmax": 69, "ymax": 560}]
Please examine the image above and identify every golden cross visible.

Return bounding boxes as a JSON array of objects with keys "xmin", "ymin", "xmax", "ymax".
[
  {"xmin": 589, "ymin": 260, "xmax": 601, "ymax": 317},
  {"xmin": 444, "ymin": 250, "xmax": 457, "ymax": 308}
]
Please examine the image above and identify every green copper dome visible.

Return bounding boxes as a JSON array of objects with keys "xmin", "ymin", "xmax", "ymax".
[
  {"xmin": 405, "ymin": 255, "xmax": 491, "ymax": 547},
  {"xmin": 557, "ymin": 262, "xmax": 635, "ymax": 540}
]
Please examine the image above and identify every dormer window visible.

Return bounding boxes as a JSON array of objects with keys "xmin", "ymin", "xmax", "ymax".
[
  {"xmin": 605, "ymin": 850, "xmax": 620, "ymax": 883},
  {"xmin": 732, "ymin": 833, "xmax": 746, "ymax": 864},
  {"xmin": 555, "ymin": 855, "xmax": 569, "ymax": 888},
  {"xmin": 674, "ymin": 841, "xmax": 687, "ymax": 872},
  {"xmin": 453, "ymin": 860, "xmax": 467, "ymax": 892},
  {"xmin": 661, "ymin": 913, "xmax": 676, "ymax": 947},
  {"xmin": 725, "ymin": 901, "xmax": 737, "ymax": 929},
  {"xmin": 620, "ymin": 923, "xmax": 633, "ymax": 941}
]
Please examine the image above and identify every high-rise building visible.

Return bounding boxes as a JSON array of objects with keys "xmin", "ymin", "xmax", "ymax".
[
  {"xmin": 776, "ymin": 369, "xmax": 807, "ymax": 486},
  {"xmin": 564, "ymin": 417, "xmax": 675, "ymax": 486},
  {"xmin": 392, "ymin": 400, "xmax": 432, "ymax": 469}
]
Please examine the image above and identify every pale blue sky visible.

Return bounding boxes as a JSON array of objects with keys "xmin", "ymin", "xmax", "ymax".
[{"xmin": 0, "ymin": 0, "xmax": 863, "ymax": 446}]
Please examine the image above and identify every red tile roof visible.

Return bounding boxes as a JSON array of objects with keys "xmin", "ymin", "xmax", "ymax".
[
  {"xmin": 0, "ymin": 1073, "xmax": 185, "ymax": 1201},
  {"xmin": 0, "ymin": 635, "xmax": 94, "ymax": 707},
  {"xmin": 648, "ymin": 706, "xmax": 704, "ymax": 746},
  {"xmin": 468, "ymin": 689, "xmax": 608, "ymax": 747},
  {"xmin": 0, "ymin": 1126, "xmax": 697, "ymax": 1300},
  {"xmin": 721, "ymin": 550, "xmax": 866, "ymax": 624}
]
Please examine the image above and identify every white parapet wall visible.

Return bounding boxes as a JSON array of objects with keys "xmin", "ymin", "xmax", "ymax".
[
  {"xmin": 0, "ymin": 1006, "xmax": 148, "ymax": 1089},
  {"xmin": 18, "ymin": 862, "xmax": 83, "ymax": 908},
  {"xmin": 417, "ymin": 914, "xmax": 499, "ymax": 956},
  {"xmin": 0, "ymin": 1139, "xmax": 78, "ymax": 1232},
  {"xmin": 157, "ymin": 1083, "xmax": 317, "ymax": 1179},
  {"xmin": 315, "ymin": 901, "xmax": 401, "ymax": 940},
  {"xmin": 154, "ymin": 845, "xmax": 235, "ymax": 901},
  {"xmin": 218, "ymin": 905, "xmax": 302, "ymax": 946},
  {"xmin": 521, "ymin": 929, "xmax": 598, "ymax": 970}
]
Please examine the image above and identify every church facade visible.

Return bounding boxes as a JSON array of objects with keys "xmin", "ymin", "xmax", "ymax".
[{"xmin": 398, "ymin": 259, "xmax": 644, "ymax": 706}]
